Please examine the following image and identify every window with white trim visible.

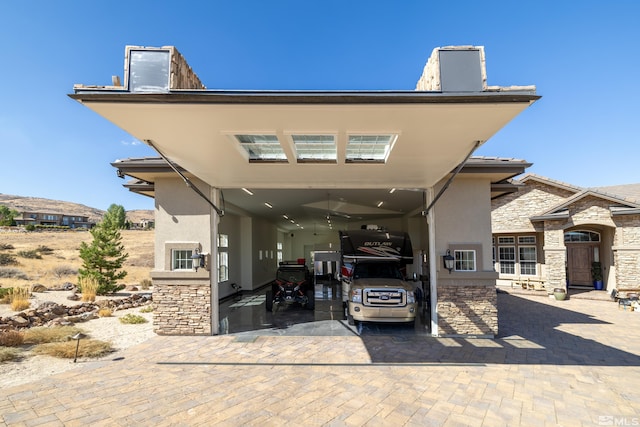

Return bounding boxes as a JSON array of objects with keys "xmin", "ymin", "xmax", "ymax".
[
  {"xmin": 454, "ymin": 250, "xmax": 476, "ymax": 272},
  {"xmin": 499, "ymin": 246, "xmax": 515, "ymax": 274},
  {"xmin": 518, "ymin": 236, "xmax": 536, "ymax": 244},
  {"xmin": 218, "ymin": 234, "xmax": 229, "ymax": 282},
  {"xmin": 172, "ymin": 249, "xmax": 194, "ymax": 271},
  {"xmin": 498, "ymin": 236, "xmax": 515, "ymax": 244},
  {"xmin": 519, "ymin": 246, "xmax": 537, "ymax": 275}
]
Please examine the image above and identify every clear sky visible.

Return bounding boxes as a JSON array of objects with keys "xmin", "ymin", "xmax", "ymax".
[{"xmin": 1, "ymin": 1, "xmax": 639, "ymax": 211}]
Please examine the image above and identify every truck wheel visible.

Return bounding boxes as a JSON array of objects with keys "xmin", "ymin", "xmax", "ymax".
[
  {"xmin": 305, "ymin": 289, "xmax": 315, "ymax": 310},
  {"xmin": 347, "ymin": 313, "xmax": 355, "ymax": 326},
  {"xmin": 265, "ymin": 290, "xmax": 273, "ymax": 312}
]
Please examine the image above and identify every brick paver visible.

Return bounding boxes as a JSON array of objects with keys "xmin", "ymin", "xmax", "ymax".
[{"xmin": 1, "ymin": 290, "xmax": 640, "ymax": 426}]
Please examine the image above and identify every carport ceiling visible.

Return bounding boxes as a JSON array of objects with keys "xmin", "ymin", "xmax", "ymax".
[{"xmin": 74, "ymin": 90, "xmax": 539, "ymax": 231}]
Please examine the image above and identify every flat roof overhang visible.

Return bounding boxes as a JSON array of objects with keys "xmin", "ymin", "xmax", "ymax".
[{"xmin": 70, "ymin": 90, "xmax": 539, "ymax": 191}]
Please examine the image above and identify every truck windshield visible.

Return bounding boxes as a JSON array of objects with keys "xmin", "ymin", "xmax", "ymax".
[{"xmin": 353, "ymin": 263, "xmax": 403, "ymax": 280}]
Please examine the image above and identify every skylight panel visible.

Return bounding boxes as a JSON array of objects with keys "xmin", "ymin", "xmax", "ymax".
[
  {"xmin": 235, "ymin": 135, "xmax": 287, "ymax": 162},
  {"xmin": 292, "ymin": 135, "xmax": 336, "ymax": 163},
  {"xmin": 346, "ymin": 135, "xmax": 397, "ymax": 163}
]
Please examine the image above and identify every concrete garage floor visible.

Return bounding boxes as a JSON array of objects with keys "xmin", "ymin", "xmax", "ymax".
[{"xmin": 218, "ymin": 279, "xmax": 432, "ymax": 337}]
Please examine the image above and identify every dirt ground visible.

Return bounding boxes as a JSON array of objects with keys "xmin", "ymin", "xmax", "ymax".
[{"xmin": 0, "ymin": 229, "xmax": 154, "ymax": 292}]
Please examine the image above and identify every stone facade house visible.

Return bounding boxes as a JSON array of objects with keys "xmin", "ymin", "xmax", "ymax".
[{"xmin": 492, "ymin": 174, "xmax": 640, "ymax": 295}]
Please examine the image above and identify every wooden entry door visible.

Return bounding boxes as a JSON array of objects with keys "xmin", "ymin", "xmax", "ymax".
[{"xmin": 567, "ymin": 244, "xmax": 596, "ymax": 286}]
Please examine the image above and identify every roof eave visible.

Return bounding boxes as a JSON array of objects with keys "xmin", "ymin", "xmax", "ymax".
[{"xmin": 69, "ymin": 90, "xmax": 540, "ymax": 105}]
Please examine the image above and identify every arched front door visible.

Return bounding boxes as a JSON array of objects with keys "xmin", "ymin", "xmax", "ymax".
[{"xmin": 565, "ymin": 231, "xmax": 600, "ymax": 287}]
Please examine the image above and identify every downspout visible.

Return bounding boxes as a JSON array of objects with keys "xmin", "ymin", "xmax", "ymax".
[
  {"xmin": 145, "ymin": 139, "xmax": 225, "ymax": 217},
  {"xmin": 423, "ymin": 141, "xmax": 481, "ymax": 337}
]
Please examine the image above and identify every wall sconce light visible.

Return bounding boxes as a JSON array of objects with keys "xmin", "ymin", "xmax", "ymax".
[
  {"xmin": 191, "ymin": 248, "xmax": 206, "ymax": 271},
  {"xmin": 442, "ymin": 249, "xmax": 455, "ymax": 274}
]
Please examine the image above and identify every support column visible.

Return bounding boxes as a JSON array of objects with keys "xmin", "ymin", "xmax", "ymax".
[
  {"xmin": 543, "ymin": 221, "xmax": 567, "ymax": 292},
  {"xmin": 426, "ymin": 188, "xmax": 439, "ymax": 336},
  {"xmin": 210, "ymin": 188, "xmax": 221, "ymax": 335}
]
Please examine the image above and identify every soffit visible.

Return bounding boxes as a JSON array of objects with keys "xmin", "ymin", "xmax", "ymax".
[{"xmin": 75, "ymin": 97, "xmax": 534, "ymax": 190}]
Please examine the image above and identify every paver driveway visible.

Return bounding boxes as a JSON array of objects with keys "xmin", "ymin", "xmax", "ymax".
[{"xmin": 1, "ymin": 289, "xmax": 639, "ymax": 426}]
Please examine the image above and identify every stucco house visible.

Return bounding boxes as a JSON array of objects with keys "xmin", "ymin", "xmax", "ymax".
[
  {"xmin": 492, "ymin": 174, "xmax": 640, "ymax": 295},
  {"xmin": 70, "ymin": 45, "xmax": 539, "ymax": 337}
]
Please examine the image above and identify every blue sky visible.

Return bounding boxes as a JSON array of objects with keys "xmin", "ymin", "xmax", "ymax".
[{"xmin": 1, "ymin": 1, "xmax": 639, "ymax": 211}]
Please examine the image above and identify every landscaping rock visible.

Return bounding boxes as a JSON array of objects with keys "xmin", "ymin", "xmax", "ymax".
[{"xmin": 0, "ymin": 294, "xmax": 152, "ymax": 330}]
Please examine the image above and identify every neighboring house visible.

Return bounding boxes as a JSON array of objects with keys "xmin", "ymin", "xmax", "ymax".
[
  {"xmin": 492, "ymin": 174, "xmax": 640, "ymax": 295},
  {"xmin": 71, "ymin": 44, "xmax": 539, "ymax": 337},
  {"xmin": 13, "ymin": 211, "xmax": 94, "ymax": 229}
]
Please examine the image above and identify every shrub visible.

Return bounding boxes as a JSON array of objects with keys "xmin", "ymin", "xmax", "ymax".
[
  {"xmin": 25, "ymin": 224, "xmax": 35, "ymax": 231},
  {"xmin": 0, "ymin": 268, "xmax": 28, "ymax": 280},
  {"xmin": 139, "ymin": 305, "xmax": 154, "ymax": 313},
  {"xmin": 0, "ymin": 243, "xmax": 14, "ymax": 250},
  {"xmin": 98, "ymin": 308, "xmax": 112, "ymax": 317},
  {"xmin": 17, "ymin": 250, "xmax": 42, "ymax": 260},
  {"xmin": 52, "ymin": 265, "xmax": 77, "ymax": 278},
  {"xmin": 22, "ymin": 326, "xmax": 84, "ymax": 344},
  {"xmin": 119, "ymin": 314, "xmax": 148, "ymax": 324},
  {"xmin": 0, "ymin": 347, "xmax": 21, "ymax": 363},
  {"xmin": 9, "ymin": 287, "xmax": 30, "ymax": 311},
  {"xmin": 79, "ymin": 276, "xmax": 99, "ymax": 302},
  {"xmin": 139, "ymin": 278, "xmax": 152, "ymax": 290},
  {"xmin": 33, "ymin": 339, "xmax": 112, "ymax": 359},
  {"xmin": 0, "ymin": 253, "xmax": 18, "ymax": 266},
  {"xmin": 36, "ymin": 245, "xmax": 53, "ymax": 254},
  {"xmin": 0, "ymin": 330, "xmax": 24, "ymax": 346},
  {"xmin": 0, "ymin": 286, "xmax": 12, "ymax": 302}
]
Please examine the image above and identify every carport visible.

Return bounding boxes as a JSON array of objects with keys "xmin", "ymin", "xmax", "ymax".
[{"xmin": 70, "ymin": 45, "xmax": 539, "ymax": 336}]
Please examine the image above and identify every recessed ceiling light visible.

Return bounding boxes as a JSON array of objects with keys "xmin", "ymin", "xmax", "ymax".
[
  {"xmin": 242, "ymin": 188, "xmax": 254, "ymax": 195},
  {"xmin": 283, "ymin": 215, "xmax": 289, "ymax": 219},
  {"xmin": 389, "ymin": 188, "xmax": 396, "ymax": 194},
  {"xmin": 377, "ymin": 201, "xmax": 384, "ymax": 207},
  {"xmin": 264, "ymin": 202, "xmax": 273, "ymax": 208}
]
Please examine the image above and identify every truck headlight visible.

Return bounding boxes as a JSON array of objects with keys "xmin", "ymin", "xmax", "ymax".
[
  {"xmin": 350, "ymin": 289, "xmax": 362, "ymax": 303},
  {"xmin": 406, "ymin": 291, "xmax": 415, "ymax": 304}
]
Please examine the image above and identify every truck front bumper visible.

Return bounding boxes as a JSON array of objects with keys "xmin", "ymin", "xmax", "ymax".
[{"xmin": 349, "ymin": 303, "xmax": 417, "ymax": 323}]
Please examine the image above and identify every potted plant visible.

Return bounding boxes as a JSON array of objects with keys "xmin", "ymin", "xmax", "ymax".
[
  {"xmin": 591, "ymin": 261, "xmax": 604, "ymax": 290},
  {"xmin": 553, "ymin": 287, "xmax": 566, "ymax": 301}
]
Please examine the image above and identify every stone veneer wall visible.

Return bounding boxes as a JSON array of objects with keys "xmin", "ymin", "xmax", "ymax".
[
  {"xmin": 152, "ymin": 279, "xmax": 212, "ymax": 335},
  {"xmin": 492, "ymin": 181, "xmax": 575, "ymax": 233},
  {"xmin": 437, "ymin": 284, "xmax": 498, "ymax": 337},
  {"xmin": 613, "ymin": 215, "xmax": 640, "ymax": 290}
]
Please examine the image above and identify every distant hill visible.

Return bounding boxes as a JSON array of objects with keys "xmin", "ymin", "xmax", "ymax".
[{"xmin": 0, "ymin": 194, "xmax": 153, "ymax": 225}]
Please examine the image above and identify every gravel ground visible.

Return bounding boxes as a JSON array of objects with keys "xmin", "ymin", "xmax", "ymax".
[{"xmin": 0, "ymin": 290, "xmax": 155, "ymax": 388}]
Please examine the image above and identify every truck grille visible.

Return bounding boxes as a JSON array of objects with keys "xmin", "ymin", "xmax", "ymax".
[{"xmin": 364, "ymin": 288, "xmax": 406, "ymax": 307}]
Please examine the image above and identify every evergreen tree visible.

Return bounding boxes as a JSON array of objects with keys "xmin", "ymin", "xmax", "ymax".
[
  {"xmin": 78, "ymin": 221, "xmax": 129, "ymax": 294},
  {"xmin": 0, "ymin": 206, "xmax": 18, "ymax": 226},
  {"xmin": 104, "ymin": 204, "xmax": 126, "ymax": 229}
]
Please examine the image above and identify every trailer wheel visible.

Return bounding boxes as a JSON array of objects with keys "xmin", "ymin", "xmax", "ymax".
[{"xmin": 265, "ymin": 290, "xmax": 273, "ymax": 312}]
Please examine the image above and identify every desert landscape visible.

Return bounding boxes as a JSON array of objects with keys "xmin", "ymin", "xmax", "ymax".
[{"xmin": 0, "ymin": 195, "xmax": 157, "ymax": 388}]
